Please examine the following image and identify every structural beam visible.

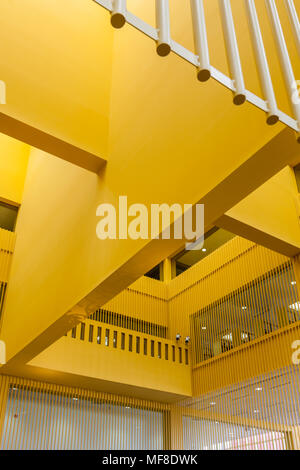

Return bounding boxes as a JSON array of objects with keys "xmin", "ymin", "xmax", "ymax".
[{"xmin": 0, "ymin": 113, "xmax": 106, "ymax": 174}]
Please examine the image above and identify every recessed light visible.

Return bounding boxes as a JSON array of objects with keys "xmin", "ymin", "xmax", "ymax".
[
  {"xmin": 73, "ymin": 397, "xmax": 78, "ymax": 401},
  {"xmin": 202, "ymin": 326, "xmax": 207, "ymax": 330},
  {"xmin": 242, "ymin": 306, "xmax": 247, "ymax": 310},
  {"xmin": 255, "ymin": 387, "xmax": 263, "ymax": 391},
  {"xmin": 125, "ymin": 406, "xmax": 131, "ymax": 409},
  {"xmin": 202, "ymin": 248, "xmax": 207, "ymax": 252},
  {"xmin": 209, "ymin": 401, "xmax": 216, "ymax": 406},
  {"xmin": 291, "ymin": 281, "xmax": 297, "ymax": 286},
  {"xmin": 254, "ymin": 409, "xmax": 259, "ymax": 414}
]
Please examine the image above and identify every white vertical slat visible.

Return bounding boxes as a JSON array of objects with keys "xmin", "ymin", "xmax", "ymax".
[
  {"xmin": 156, "ymin": 0, "xmax": 171, "ymax": 56},
  {"xmin": 219, "ymin": 0, "xmax": 246, "ymax": 105},
  {"xmin": 265, "ymin": 0, "xmax": 300, "ymax": 138},
  {"xmin": 284, "ymin": 0, "xmax": 300, "ymax": 57},
  {"xmin": 245, "ymin": 0, "xmax": 279, "ymax": 125},
  {"xmin": 190, "ymin": 0, "xmax": 211, "ymax": 82},
  {"xmin": 111, "ymin": 0, "xmax": 126, "ymax": 29}
]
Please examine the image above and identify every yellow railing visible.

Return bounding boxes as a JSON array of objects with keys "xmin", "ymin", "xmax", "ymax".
[
  {"xmin": 66, "ymin": 318, "xmax": 189, "ymax": 367},
  {"xmin": 0, "ymin": 374, "xmax": 171, "ymax": 450}
]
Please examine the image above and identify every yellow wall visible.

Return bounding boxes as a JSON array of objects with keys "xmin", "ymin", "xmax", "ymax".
[
  {"xmin": 0, "ymin": 134, "xmax": 30, "ymax": 205},
  {"xmin": 192, "ymin": 321, "xmax": 300, "ymax": 396}
]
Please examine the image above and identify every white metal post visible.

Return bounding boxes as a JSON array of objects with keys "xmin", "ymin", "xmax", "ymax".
[
  {"xmin": 111, "ymin": 0, "xmax": 126, "ymax": 29},
  {"xmin": 190, "ymin": 0, "xmax": 211, "ymax": 82},
  {"xmin": 245, "ymin": 0, "xmax": 278, "ymax": 125},
  {"xmin": 284, "ymin": 0, "xmax": 300, "ymax": 57},
  {"xmin": 156, "ymin": 0, "xmax": 171, "ymax": 56},
  {"xmin": 265, "ymin": 0, "xmax": 300, "ymax": 138},
  {"xmin": 219, "ymin": 0, "xmax": 246, "ymax": 105}
]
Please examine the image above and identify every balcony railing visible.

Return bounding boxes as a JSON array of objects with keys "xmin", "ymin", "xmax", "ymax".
[{"xmin": 0, "ymin": 228, "xmax": 15, "ymax": 320}]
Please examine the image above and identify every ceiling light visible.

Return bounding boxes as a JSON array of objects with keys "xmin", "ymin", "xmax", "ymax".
[
  {"xmin": 202, "ymin": 248, "xmax": 207, "ymax": 252},
  {"xmin": 73, "ymin": 397, "xmax": 78, "ymax": 401},
  {"xmin": 241, "ymin": 306, "xmax": 247, "ymax": 310},
  {"xmin": 291, "ymin": 281, "xmax": 297, "ymax": 286},
  {"xmin": 209, "ymin": 401, "xmax": 216, "ymax": 406},
  {"xmin": 202, "ymin": 326, "xmax": 206, "ymax": 331},
  {"xmin": 255, "ymin": 387, "xmax": 262, "ymax": 391},
  {"xmin": 254, "ymin": 409, "xmax": 260, "ymax": 414}
]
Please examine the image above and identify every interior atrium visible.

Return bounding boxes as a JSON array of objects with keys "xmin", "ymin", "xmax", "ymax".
[{"xmin": 0, "ymin": 0, "xmax": 300, "ymax": 452}]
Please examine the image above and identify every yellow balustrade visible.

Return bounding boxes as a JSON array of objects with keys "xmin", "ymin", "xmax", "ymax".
[{"xmin": 1, "ymin": 234, "xmax": 300, "ymax": 449}]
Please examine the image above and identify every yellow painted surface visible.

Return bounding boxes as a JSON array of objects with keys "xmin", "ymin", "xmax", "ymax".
[
  {"xmin": 28, "ymin": 322, "xmax": 192, "ymax": 399},
  {"xmin": 192, "ymin": 322, "xmax": 300, "ymax": 396},
  {"xmin": 168, "ymin": 237, "xmax": 289, "ymax": 341},
  {"xmin": 221, "ymin": 167, "xmax": 300, "ymax": 254},
  {"xmin": 0, "ymin": 0, "xmax": 113, "ymax": 157},
  {"xmin": 1, "ymin": 1, "xmax": 300, "ymax": 367},
  {"xmin": 0, "ymin": 134, "xmax": 30, "ymax": 205},
  {"xmin": 0, "ymin": 2, "xmax": 300, "ymax": 448}
]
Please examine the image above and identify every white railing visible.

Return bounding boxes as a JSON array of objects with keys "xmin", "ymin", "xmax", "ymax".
[{"xmin": 94, "ymin": 0, "xmax": 300, "ymax": 141}]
